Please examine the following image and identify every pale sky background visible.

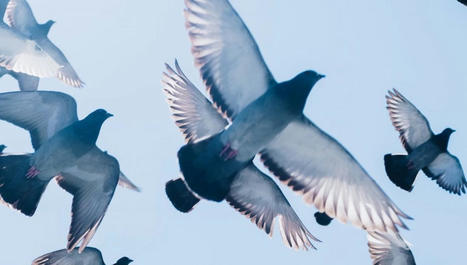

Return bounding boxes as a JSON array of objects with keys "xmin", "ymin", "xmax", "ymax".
[{"xmin": 0, "ymin": 0, "xmax": 466, "ymax": 264}]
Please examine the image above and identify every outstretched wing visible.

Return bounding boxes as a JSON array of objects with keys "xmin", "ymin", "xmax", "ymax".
[
  {"xmin": 0, "ymin": 91, "xmax": 77, "ymax": 150},
  {"xmin": 56, "ymin": 148, "xmax": 119, "ymax": 253},
  {"xmin": 185, "ymin": 0, "xmax": 276, "ymax": 119},
  {"xmin": 4, "ymin": 0, "xmax": 38, "ymax": 37},
  {"xmin": 367, "ymin": 231, "xmax": 415, "ymax": 265},
  {"xmin": 227, "ymin": 164, "xmax": 318, "ymax": 250},
  {"xmin": 35, "ymin": 38, "xmax": 84, "ymax": 87},
  {"xmin": 423, "ymin": 152, "xmax": 467, "ymax": 195},
  {"xmin": 260, "ymin": 116, "xmax": 411, "ymax": 233},
  {"xmin": 386, "ymin": 89, "xmax": 433, "ymax": 152},
  {"xmin": 162, "ymin": 61, "xmax": 228, "ymax": 143},
  {"xmin": 32, "ymin": 247, "xmax": 105, "ymax": 265},
  {"xmin": 0, "ymin": 26, "xmax": 61, "ymax": 78}
]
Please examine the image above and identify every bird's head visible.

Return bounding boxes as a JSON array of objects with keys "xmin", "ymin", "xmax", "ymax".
[
  {"xmin": 78, "ymin": 109, "xmax": 113, "ymax": 144},
  {"xmin": 441, "ymin": 128, "xmax": 456, "ymax": 140},
  {"xmin": 39, "ymin": 20, "xmax": 56, "ymax": 36},
  {"xmin": 436, "ymin": 128, "xmax": 456, "ymax": 151},
  {"xmin": 114, "ymin": 257, "xmax": 133, "ymax": 265},
  {"xmin": 284, "ymin": 70, "xmax": 325, "ymax": 111}
]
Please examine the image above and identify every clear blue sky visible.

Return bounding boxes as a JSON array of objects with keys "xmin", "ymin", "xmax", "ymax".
[{"xmin": 0, "ymin": 0, "xmax": 466, "ymax": 264}]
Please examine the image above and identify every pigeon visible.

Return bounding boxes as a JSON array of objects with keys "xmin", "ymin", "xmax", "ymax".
[
  {"xmin": 0, "ymin": 91, "xmax": 135, "ymax": 253},
  {"xmin": 367, "ymin": 231, "xmax": 416, "ymax": 265},
  {"xmin": 0, "ymin": 0, "xmax": 84, "ymax": 90},
  {"xmin": 384, "ymin": 89, "xmax": 466, "ymax": 194},
  {"xmin": 177, "ymin": 0, "xmax": 410, "ymax": 233},
  {"xmin": 164, "ymin": 62, "xmax": 319, "ymax": 250},
  {"xmin": 32, "ymin": 247, "xmax": 133, "ymax": 265}
]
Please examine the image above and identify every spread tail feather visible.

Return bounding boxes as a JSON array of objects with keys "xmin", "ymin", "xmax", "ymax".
[
  {"xmin": 384, "ymin": 154, "xmax": 418, "ymax": 192},
  {"xmin": 166, "ymin": 178, "xmax": 200, "ymax": 213},
  {"xmin": 0, "ymin": 154, "xmax": 48, "ymax": 216}
]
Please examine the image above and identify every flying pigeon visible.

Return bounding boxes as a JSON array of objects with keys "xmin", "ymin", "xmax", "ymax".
[
  {"xmin": 176, "ymin": 0, "xmax": 410, "ymax": 233},
  {"xmin": 0, "ymin": 91, "xmax": 135, "ymax": 253},
  {"xmin": 164, "ymin": 62, "xmax": 319, "ymax": 250},
  {"xmin": 32, "ymin": 247, "xmax": 133, "ymax": 265},
  {"xmin": 384, "ymin": 88, "xmax": 466, "ymax": 194},
  {"xmin": 0, "ymin": 0, "xmax": 84, "ymax": 91},
  {"xmin": 367, "ymin": 231, "xmax": 416, "ymax": 265}
]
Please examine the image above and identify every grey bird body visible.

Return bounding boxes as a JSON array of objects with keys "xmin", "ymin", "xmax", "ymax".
[
  {"xmin": 0, "ymin": 91, "xmax": 137, "ymax": 252},
  {"xmin": 32, "ymin": 247, "xmax": 133, "ymax": 265},
  {"xmin": 385, "ymin": 89, "xmax": 466, "ymax": 194},
  {"xmin": 0, "ymin": 0, "xmax": 84, "ymax": 90}
]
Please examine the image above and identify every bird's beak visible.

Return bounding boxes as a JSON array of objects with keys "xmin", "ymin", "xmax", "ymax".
[
  {"xmin": 318, "ymin": 74, "xmax": 326, "ymax": 79},
  {"xmin": 106, "ymin": 113, "xmax": 114, "ymax": 118}
]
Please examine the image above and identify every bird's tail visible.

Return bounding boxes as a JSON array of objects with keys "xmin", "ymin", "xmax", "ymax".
[
  {"xmin": 384, "ymin": 154, "xmax": 418, "ymax": 192},
  {"xmin": 0, "ymin": 154, "xmax": 49, "ymax": 216},
  {"xmin": 165, "ymin": 178, "xmax": 200, "ymax": 213}
]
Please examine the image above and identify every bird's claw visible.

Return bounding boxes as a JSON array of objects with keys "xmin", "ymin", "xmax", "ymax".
[
  {"xmin": 26, "ymin": 166, "xmax": 40, "ymax": 179},
  {"xmin": 219, "ymin": 143, "xmax": 238, "ymax": 161}
]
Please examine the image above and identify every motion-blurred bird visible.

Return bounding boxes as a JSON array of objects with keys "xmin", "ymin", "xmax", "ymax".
[
  {"xmin": 0, "ymin": 91, "xmax": 135, "ymax": 253},
  {"xmin": 33, "ymin": 247, "xmax": 133, "ymax": 265},
  {"xmin": 384, "ymin": 89, "xmax": 466, "ymax": 194},
  {"xmin": 0, "ymin": 0, "xmax": 84, "ymax": 91},
  {"xmin": 367, "ymin": 231, "xmax": 416, "ymax": 265},
  {"xmin": 168, "ymin": 0, "xmax": 410, "ymax": 234}
]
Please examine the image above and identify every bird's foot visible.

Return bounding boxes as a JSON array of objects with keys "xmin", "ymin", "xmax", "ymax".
[
  {"xmin": 407, "ymin": 161, "xmax": 415, "ymax": 170},
  {"xmin": 26, "ymin": 166, "xmax": 40, "ymax": 179},
  {"xmin": 219, "ymin": 143, "xmax": 238, "ymax": 161}
]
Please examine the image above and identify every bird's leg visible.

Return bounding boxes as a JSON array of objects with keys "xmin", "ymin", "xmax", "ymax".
[
  {"xmin": 26, "ymin": 166, "xmax": 40, "ymax": 179},
  {"xmin": 407, "ymin": 160, "xmax": 415, "ymax": 170},
  {"xmin": 219, "ymin": 143, "xmax": 238, "ymax": 161}
]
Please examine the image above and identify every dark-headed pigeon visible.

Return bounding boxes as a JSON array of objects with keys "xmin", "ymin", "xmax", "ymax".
[
  {"xmin": 0, "ymin": 91, "xmax": 136, "ymax": 252},
  {"xmin": 164, "ymin": 62, "xmax": 318, "ymax": 250},
  {"xmin": 385, "ymin": 88, "xmax": 466, "ymax": 194},
  {"xmin": 171, "ymin": 0, "xmax": 410, "ymax": 234},
  {"xmin": 367, "ymin": 231, "xmax": 416, "ymax": 265},
  {"xmin": 32, "ymin": 247, "xmax": 133, "ymax": 265},
  {"xmin": 0, "ymin": 0, "xmax": 84, "ymax": 90}
]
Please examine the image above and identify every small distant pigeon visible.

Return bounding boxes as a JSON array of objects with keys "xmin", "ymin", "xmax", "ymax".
[
  {"xmin": 367, "ymin": 231, "xmax": 416, "ymax": 265},
  {"xmin": 385, "ymin": 89, "xmax": 466, "ymax": 194},
  {"xmin": 166, "ymin": 0, "xmax": 410, "ymax": 235},
  {"xmin": 32, "ymin": 247, "xmax": 133, "ymax": 265},
  {"xmin": 0, "ymin": 91, "xmax": 137, "ymax": 252},
  {"xmin": 0, "ymin": 0, "xmax": 83, "ymax": 91}
]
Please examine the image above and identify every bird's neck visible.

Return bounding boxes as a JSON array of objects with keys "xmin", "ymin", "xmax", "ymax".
[{"xmin": 433, "ymin": 133, "xmax": 451, "ymax": 152}]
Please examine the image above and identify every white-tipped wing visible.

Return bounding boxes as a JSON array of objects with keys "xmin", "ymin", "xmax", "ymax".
[
  {"xmin": 118, "ymin": 171, "xmax": 140, "ymax": 192},
  {"xmin": 0, "ymin": 91, "xmax": 77, "ymax": 150},
  {"xmin": 423, "ymin": 153, "xmax": 467, "ymax": 195},
  {"xmin": 4, "ymin": 0, "xmax": 38, "ymax": 37},
  {"xmin": 227, "ymin": 164, "xmax": 318, "ymax": 250},
  {"xmin": 260, "ymin": 116, "xmax": 411, "ymax": 232},
  {"xmin": 367, "ymin": 231, "xmax": 415, "ymax": 265},
  {"xmin": 185, "ymin": 0, "xmax": 276, "ymax": 119},
  {"xmin": 162, "ymin": 61, "xmax": 228, "ymax": 143},
  {"xmin": 32, "ymin": 247, "xmax": 105, "ymax": 265},
  {"xmin": 386, "ymin": 89, "xmax": 433, "ymax": 151},
  {"xmin": 56, "ymin": 148, "xmax": 119, "ymax": 253},
  {"xmin": 0, "ymin": 26, "xmax": 61, "ymax": 78},
  {"xmin": 35, "ymin": 38, "xmax": 84, "ymax": 87}
]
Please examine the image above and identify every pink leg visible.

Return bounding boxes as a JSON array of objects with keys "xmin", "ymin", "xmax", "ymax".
[
  {"xmin": 219, "ymin": 143, "xmax": 238, "ymax": 161},
  {"xmin": 26, "ymin": 166, "xmax": 40, "ymax": 179}
]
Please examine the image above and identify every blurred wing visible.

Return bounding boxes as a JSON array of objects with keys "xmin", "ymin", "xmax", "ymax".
[
  {"xmin": 56, "ymin": 148, "xmax": 119, "ymax": 253},
  {"xmin": 10, "ymin": 71, "xmax": 39, "ymax": 91},
  {"xmin": 4, "ymin": 0, "xmax": 38, "ymax": 37},
  {"xmin": 226, "ymin": 164, "xmax": 318, "ymax": 250},
  {"xmin": 367, "ymin": 231, "xmax": 415, "ymax": 265},
  {"xmin": 185, "ymin": 0, "xmax": 276, "ymax": 119},
  {"xmin": 36, "ymin": 38, "xmax": 84, "ymax": 87},
  {"xmin": 0, "ymin": 27, "xmax": 61, "ymax": 78},
  {"xmin": 118, "ymin": 171, "xmax": 140, "ymax": 192},
  {"xmin": 260, "ymin": 116, "xmax": 411, "ymax": 232},
  {"xmin": 386, "ymin": 89, "xmax": 433, "ymax": 151},
  {"xmin": 0, "ymin": 0, "xmax": 9, "ymax": 20},
  {"xmin": 423, "ymin": 153, "xmax": 467, "ymax": 195},
  {"xmin": 32, "ymin": 247, "xmax": 104, "ymax": 265},
  {"xmin": 162, "ymin": 61, "xmax": 228, "ymax": 143},
  {"xmin": 0, "ymin": 91, "xmax": 77, "ymax": 150}
]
